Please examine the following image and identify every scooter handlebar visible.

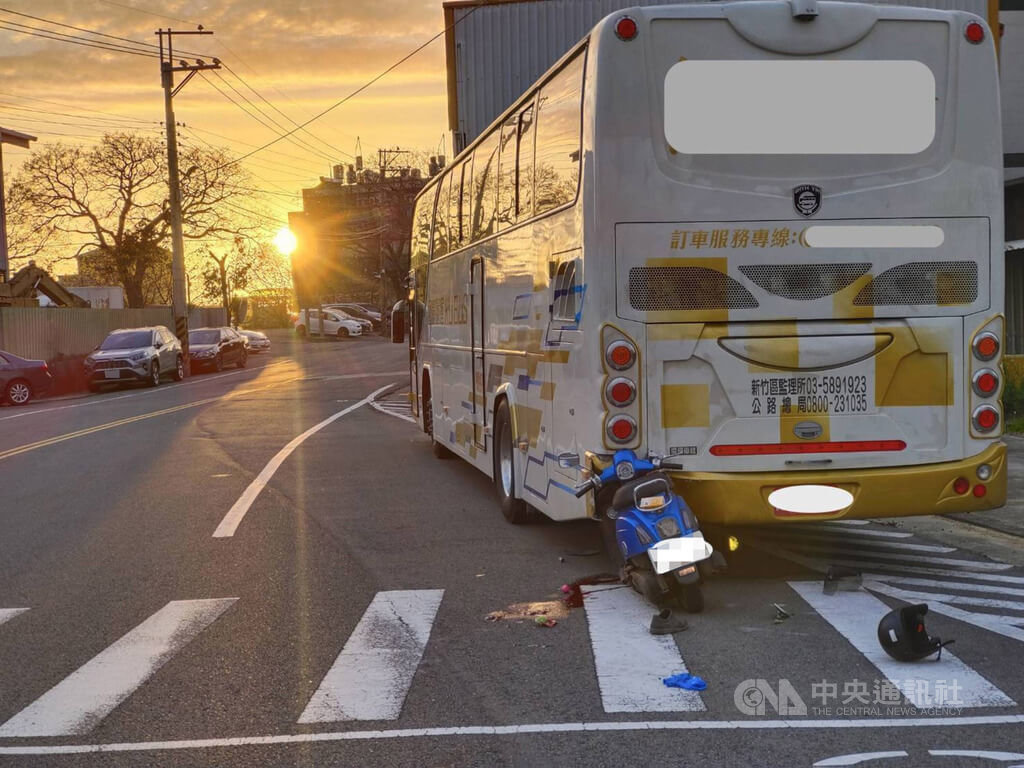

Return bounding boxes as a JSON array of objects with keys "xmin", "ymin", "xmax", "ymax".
[{"xmin": 574, "ymin": 477, "xmax": 600, "ymax": 498}]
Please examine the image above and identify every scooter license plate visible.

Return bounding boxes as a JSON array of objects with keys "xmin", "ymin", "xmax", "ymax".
[{"xmin": 677, "ymin": 565, "xmax": 696, "ymax": 577}]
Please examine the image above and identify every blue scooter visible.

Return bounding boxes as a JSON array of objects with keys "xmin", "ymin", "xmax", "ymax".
[{"xmin": 575, "ymin": 450, "xmax": 715, "ymax": 613}]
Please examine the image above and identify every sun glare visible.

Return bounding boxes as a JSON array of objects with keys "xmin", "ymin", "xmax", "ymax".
[{"xmin": 274, "ymin": 227, "xmax": 298, "ymax": 256}]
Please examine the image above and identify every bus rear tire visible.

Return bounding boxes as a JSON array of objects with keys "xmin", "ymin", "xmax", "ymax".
[{"xmin": 494, "ymin": 399, "xmax": 535, "ymax": 524}]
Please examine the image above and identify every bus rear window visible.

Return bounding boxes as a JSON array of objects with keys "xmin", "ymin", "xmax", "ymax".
[{"xmin": 664, "ymin": 60, "xmax": 935, "ymax": 155}]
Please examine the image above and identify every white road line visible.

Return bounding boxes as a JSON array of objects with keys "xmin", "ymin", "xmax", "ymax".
[
  {"xmin": 582, "ymin": 584, "xmax": 705, "ymax": 713},
  {"xmin": 872, "ymin": 575, "xmax": 1024, "ymax": 599},
  {"xmin": 0, "ymin": 598, "xmax": 236, "ymax": 737},
  {"xmin": 1, "ymin": 715, "xmax": 1023, "ymax": 755},
  {"xmin": 213, "ymin": 384, "xmax": 396, "ymax": 538},
  {"xmin": 298, "ymin": 590, "xmax": 444, "ymax": 723},
  {"xmin": 789, "ymin": 526, "xmax": 913, "ymax": 539},
  {"xmin": 752, "ymin": 532, "xmax": 955, "ymax": 553},
  {"xmin": 850, "ymin": 587, "xmax": 1024, "ymax": 613},
  {"xmin": 789, "ymin": 582, "xmax": 1014, "ymax": 708},
  {"xmin": 780, "ymin": 546, "xmax": 1011, "ymax": 571},
  {"xmin": 0, "ymin": 361, "xmax": 290, "ymax": 422},
  {"xmin": 866, "ymin": 582, "xmax": 1024, "ymax": 644},
  {"xmin": 825, "ymin": 520, "xmax": 871, "ymax": 526},
  {"xmin": 814, "ymin": 752, "xmax": 909, "ymax": 767},
  {"xmin": 0, "ymin": 608, "xmax": 28, "ymax": 628},
  {"xmin": 746, "ymin": 543, "xmax": 1024, "ymax": 586}
]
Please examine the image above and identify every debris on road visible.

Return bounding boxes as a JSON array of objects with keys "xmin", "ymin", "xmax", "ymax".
[
  {"xmin": 650, "ymin": 609, "xmax": 688, "ymax": 635},
  {"xmin": 486, "ymin": 600, "xmax": 568, "ymax": 623},
  {"xmin": 772, "ymin": 603, "xmax": 792, "ymax": 624},
  {"xmin": 878, "ymin": 603, "xmax": 955, "ymax": 662},
  {"xmin": 534, "ymin": 615, "xmax": 558, "ymax": 628},
  {"xmin": 663, "ymin": 672, "xmax": 707, "ymax": 691},
  {"xmin": 560, "ymin": 573, "xmax": 621, "ymax": 609},
  {"xmin": 823, "ymin": 565, "xmax": 863, "ymax": 595}
]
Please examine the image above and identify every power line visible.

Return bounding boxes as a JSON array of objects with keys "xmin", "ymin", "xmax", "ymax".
[
  {"xmin": 182, "ymin": 124, "xmax": 331, "ymax": 171},
  {"xmin": 215, "ymin": 4, "xmax": 489, "ymax": 170},
  {"xmin": 209, "ymin": 69, "xmax": 337, "ymax": 164},
  {"xmin": 0, "ymin": 101, "xmax": 156, "ymax": 126},
  {"xmin": 90, "ymin": 0, "xmax": 195, "ymax": 26},
  {"xmin": 199, "ymin": 72, "xmax": 341, "ymax": 169},
  {"xmin": 0, "ymin": 7, "xmax": 210, "ymax": 58},
  {"xmin": 219, "ymin": 62, "xmax": 353, "ymax": 160},
  {"xmin": 0, "ymin": 90, "xmax": 158, "ymax": 124},
  {"xmin": 0, "ymin": 20, "xmax": 158, "ymax": 57}
]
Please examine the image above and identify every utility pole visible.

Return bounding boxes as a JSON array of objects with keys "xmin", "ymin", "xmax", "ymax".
[{"xmin": 157, "ymin": 27, "xmax": 220, "ymax": 375}]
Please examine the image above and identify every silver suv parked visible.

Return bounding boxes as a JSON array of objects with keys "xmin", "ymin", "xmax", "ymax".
[{"xmin": 85, "ymin": 326, "xmax": 184, "ymax": 391}]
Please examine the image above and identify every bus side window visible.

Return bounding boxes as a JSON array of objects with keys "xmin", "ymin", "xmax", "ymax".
[
  {"xmin": 497, "ymin": 115, "xmax": 518, "ymax": 230},
  {"xmin": 433, "ymin": 172, "xmax": 449, "ymax": 260},
  {"xmin": 517, "ymin": 101, "xmax": 535, "ymax": 222},
  {"xmin": 461, "ymin": 156, "xmax": 474, "ymax": 245},
  {"xmin": 552, "ymin": 259, "xmax": 580, "ymax": 322},
  {"xmin": 471, "ymin": 129, "xmax": 500, "ymax": 241},
  {"xmin": 448, "ymin": 162, "xmax": 463, "ymax": 248},
  {"xmin": 535, "ymin": 52, "xmax": 584, "ymax": 216}
]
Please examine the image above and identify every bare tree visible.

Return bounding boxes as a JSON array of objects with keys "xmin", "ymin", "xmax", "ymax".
[{"xmin": 13, "ymin": 132, "xmax": 258, "ymax": 307}]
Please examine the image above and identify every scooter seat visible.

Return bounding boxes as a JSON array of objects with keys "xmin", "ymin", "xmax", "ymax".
[{"xmin": 612, "ymin": 471, "xmax": 675, "ymax": 513}]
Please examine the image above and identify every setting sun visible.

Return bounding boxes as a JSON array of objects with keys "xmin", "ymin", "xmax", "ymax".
[{"xmin": 273, "ymin": 227, "xmax": 297, "ymax": 256}]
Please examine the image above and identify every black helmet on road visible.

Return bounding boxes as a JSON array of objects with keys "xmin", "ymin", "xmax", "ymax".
[{"xmin": 877, "ymin": 604, "xmax": 954, "ymax": 662}]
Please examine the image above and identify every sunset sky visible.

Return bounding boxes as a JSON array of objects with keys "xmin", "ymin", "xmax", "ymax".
[{"xmin": 0, "ymin": 0, "xmax": 451, "ymax": 233}]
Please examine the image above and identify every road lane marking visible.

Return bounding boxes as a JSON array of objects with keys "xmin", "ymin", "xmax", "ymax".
[
  {"xmin": 212, "ymin": 383, "xmax": 398, "ymax": 538},
  {"xmin": 789, "ymin": 582, "xmax": 1014, "ymax": 708},
  {"xmin": 1, "ymin": 715, "xmax": 1022, "ymax": 755},
  {"xmin": 814, "ymin": 752, "xmax": 909, "ymax": 767},
  {"xmin": 0, "ymin": 598, "xmax": 237, "ymax": 737},
  {"xmin": 0, "ymin": 360, "xmax": 290, "ymax": 422},
  {"xmin": 865, "ymin": 582, "xmax": 1024, "ymax": 644},
  {"xmin": 0, "ymin": 608, "xmax": 28, "ymax": 628},
  {"xmin": 858, "ymin": 586, "xmax": 1024, "ymax": 613},
  {"xmin": 789, "ymin": 526, "xmax": 913, "ymax": 539},
  {"xmin": 746, "ymin": 543, "xmax": 1024, "ymax": 584},
  {"xmin": 780, "ymin": 546, "xmax": 1011, "ymax": 571},
  {"xmin": 582, "ymin": 584, "xmax": 705, "ymax": 713},
  {"xmin": 298, "ymin": 590, "xmax": 444, "ymax": 723},
  {"xmin": 0, "ymin": 396, "xmax": 226, "ymax": 462},
  {"xmin": 751, "ymin": 531, "xmax": 956, "ymax": 553}
]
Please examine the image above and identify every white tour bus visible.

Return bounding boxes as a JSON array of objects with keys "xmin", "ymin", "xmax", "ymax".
[{"xmin": 393, "ymin": 0, "xmax": 1007, "ymax": 527}]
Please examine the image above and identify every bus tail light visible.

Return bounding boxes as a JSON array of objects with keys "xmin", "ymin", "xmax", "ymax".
[
  {"xmin": 972, "ymin": 369, "xmax": 999, "ymax": 397},
  {"xmin": 606, "ymin": 377, "xmax": 636, "ymax": 407},
  {"xmin": 710, "ymin": 440, "xmax": 906, "ymax": 456},
  {"xmin": 614, "ymin": 15, "xmax": 638, "ymax": 41},
  {"xmin": 953, "ymin": 476, "xmax": 969, "ymax": 495},
  {"xmin": 607, "ymin": 415, "xmax": 637, "ymax": 443},
  {"xmin": 965, "ymin": 21, "xmax": 985, "ymax": 44},
  {"xmin": 606, "ymin": 340, "xmax": 636, "ymax": 371},
  {"xmin": 972, "ymin": 405, "xmax": 999, "ymax": 433},
  {"xmin": 972, "ymin": 332, "xmax": 999, "ymax": 361},
  {"xmin": 973, "ymin": 484, "xmax": 987, "ymax": 498}
]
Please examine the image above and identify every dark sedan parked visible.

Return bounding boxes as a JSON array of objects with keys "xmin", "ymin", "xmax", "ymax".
[
  {"xmin": 0, "ymin": 350, "xmax": 53, "ymax": 405},
  {"xmin": 188, "ymin": 327, "xmax": 247, "ymax": 372}
]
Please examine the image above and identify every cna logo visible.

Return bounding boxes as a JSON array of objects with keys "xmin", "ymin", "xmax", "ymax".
[{"xmin": 734, "ymin": 679, "xmax": 808, "ymax": 716}]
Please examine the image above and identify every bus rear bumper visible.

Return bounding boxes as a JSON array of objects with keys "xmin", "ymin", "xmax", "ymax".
[{"xmin": 668, "ymin": 442, "xmax": 1008, "ymax": 526}]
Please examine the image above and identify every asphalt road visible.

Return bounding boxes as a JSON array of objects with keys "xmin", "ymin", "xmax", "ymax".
[{"xmin": 0, "ymin": 335, "xmax": 1022, "ymax": 767}]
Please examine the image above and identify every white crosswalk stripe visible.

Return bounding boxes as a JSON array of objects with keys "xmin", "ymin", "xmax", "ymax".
[
  {"xmin": 789, "ymin": 582, "xmax": 1015, "ymax": 708},
  {"xmin": 0, "ymin": 609, "xmax": 28, "ymax": 629},
  {"xmin": 298, "ymin": 590, "xmax": 444, "ymax": 723},
  {"xmin": 582, "ymin": 584, "xmax": 705, "ymax": 713},
  {"xmin": 747, "ymin": 522, "xmax": 1024, "ymax": 644},
  {"xmin": 371, "ymin": 393, "xmax": 417, "ymax": 424},
  {"xmin": 0, "ymin": 599, "xmax": 236, "ymax": 737}
]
